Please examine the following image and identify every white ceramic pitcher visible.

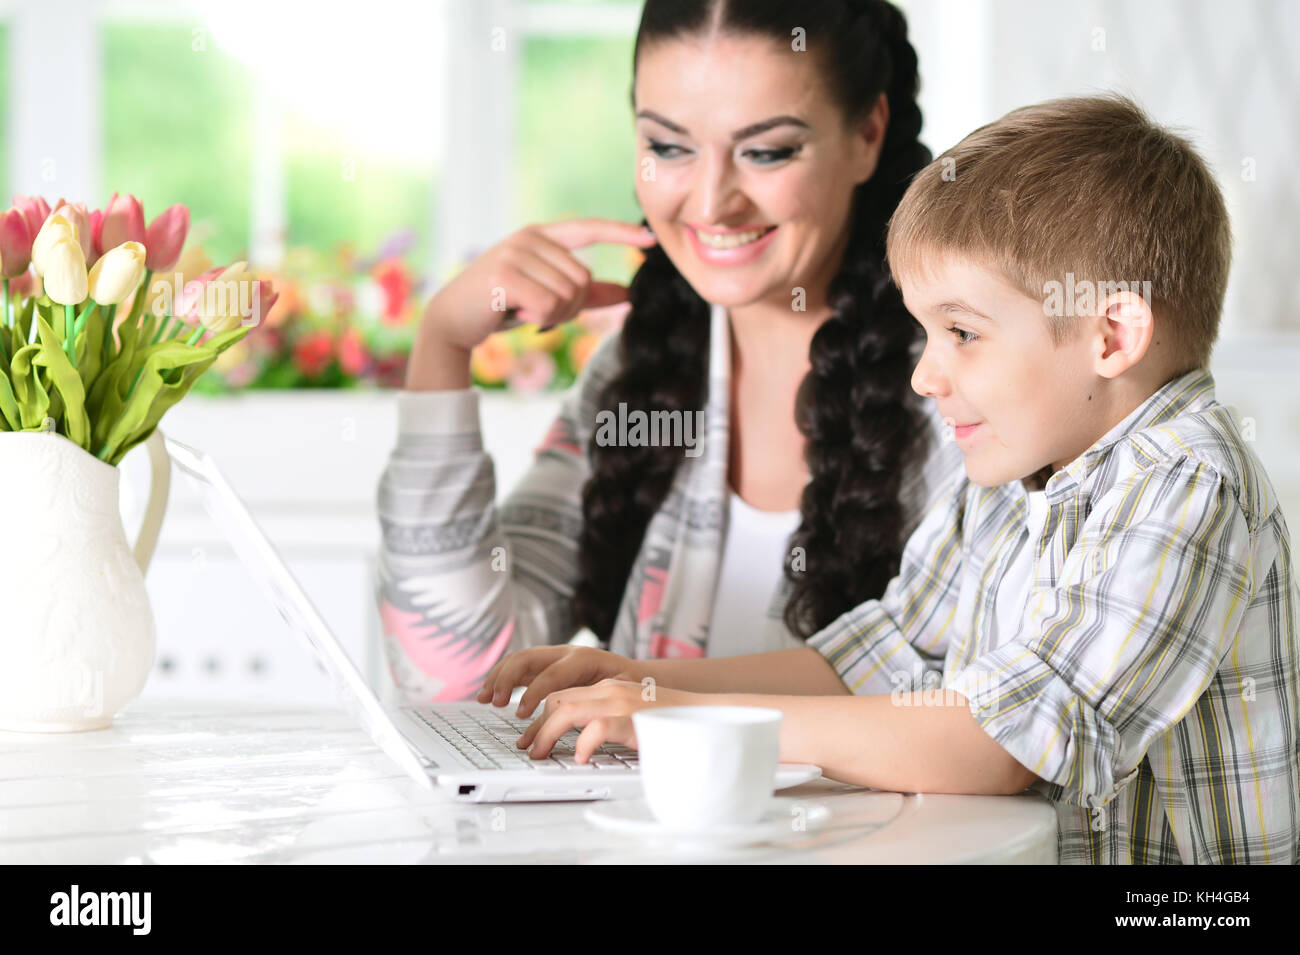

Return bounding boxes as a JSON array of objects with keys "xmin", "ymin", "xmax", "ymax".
[{"xmin": 0, "ymin": 428, "xmax": 170, "ymax": 732}]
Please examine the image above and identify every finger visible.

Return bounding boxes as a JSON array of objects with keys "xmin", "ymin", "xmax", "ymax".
[
  {"xmin": 484, "ymin": 648, "xmax": 558, "ymax": 707},
  {"xmin": 505, "ymin": 251, "xmax": 582, "ymax": 314},
  {"xmin": 527, "ymin": 702, "xmax": 586, "ymax": 759},
  {"xmin": 499, "ymin": 264, "xmax": 566, "ymax": 327},
  {"xmin": 581, "ymin": 281, "xmax": 631, "ymax": 310},
  {"xmin": 515, "ymin": 661, "xmax": 590, "ymax": 718},
  {"xmin": 535, "ymin": 217, "xmax": 658, "ymax": 252},
  {"xmin": 574, "ymin": 717, "xmax": 625, "ymax": 764},
  {"xmin": 521, "ymin": 230, "xmax": 593, "ymax": 290}
]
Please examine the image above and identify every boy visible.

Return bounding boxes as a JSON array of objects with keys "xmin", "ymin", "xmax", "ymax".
[{"xmin": 481, "ymin": 95, "xmax": 1299, "ymax": 864}]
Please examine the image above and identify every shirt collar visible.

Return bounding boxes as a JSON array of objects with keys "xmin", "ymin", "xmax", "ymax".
[{"xmin": 1038, "ymin": 367, "xmax": 1218, "ymax": 498}]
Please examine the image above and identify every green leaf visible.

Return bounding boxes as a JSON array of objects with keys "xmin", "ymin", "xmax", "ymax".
[
  {"xmin": 0, "ymin": 372, "xmax": 20, "ymax": 431},
  {"xmin": 33, "ymin": 314, "xmax": 91, "ymax": 450},
  {"xmin": 97, "ymin": 325, "xmax": 251, "ymax": 464},
  {"xmin": 8, "ymin": 343, "xmax": 50, "ymax": 430}
]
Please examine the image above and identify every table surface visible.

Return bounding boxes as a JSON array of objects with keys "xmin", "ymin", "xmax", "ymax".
[{"xmin": 0, "ymin": 700, "xmax": 1058, "ymax": 864}]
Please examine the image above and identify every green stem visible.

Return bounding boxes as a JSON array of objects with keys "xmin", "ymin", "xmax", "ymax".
[
  {"xmin": 125, "ymin": 268, "xmax": 153, "ymax": 328},
  {"xmin": 185, "ymin": 324, "xmax": 206, "ymax": 346},
  {"xmin": 102, "ymin": 304, "xmax": 118, "ymax": 365},
  {"xmin": 3, "ymin": 278, "xmax": 9, "ymax": 328},
  {"xmin": 73, "ymin": 299, "xmax": 98, "ymax": 338},
  {"xmin": 150, "ymin": 316, "xmax": 171, "ymax": 345},
  {"xmin": 64, "ymin": 303, "xmax": 76, "ymax": 368}
]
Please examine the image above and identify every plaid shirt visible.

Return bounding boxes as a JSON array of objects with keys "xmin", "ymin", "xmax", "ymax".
[{"xmin": 809, "ymin": 367, "xmax": 1300, "ymax": 864}]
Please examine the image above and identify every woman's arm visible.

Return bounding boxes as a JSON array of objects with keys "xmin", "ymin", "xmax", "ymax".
[{"xmin": 375, "ymin": 330, "xmax": 622, "ymax": 703}]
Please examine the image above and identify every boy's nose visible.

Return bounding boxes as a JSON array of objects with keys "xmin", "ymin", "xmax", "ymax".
[{"xmin": 910, "ymin": 347, "xmax": 950, "ymax": 399}]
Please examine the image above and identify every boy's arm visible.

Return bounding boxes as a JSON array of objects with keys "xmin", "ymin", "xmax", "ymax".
[
  {"xmin": 642, "ymin": 467, "xmax": 970, "ymax": 696},
  {"xmin": 942, "ymin": 459, "xmax": 1256, "ymax": 811},
  {"xmin": 636, "ymin": 468, "xmax": 970, "ymax": 696}
]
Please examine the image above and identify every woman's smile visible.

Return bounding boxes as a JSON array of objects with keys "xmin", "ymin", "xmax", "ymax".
[{"xmin": 685, "ymin": 223, "xmax": 779, "ymax": 265}]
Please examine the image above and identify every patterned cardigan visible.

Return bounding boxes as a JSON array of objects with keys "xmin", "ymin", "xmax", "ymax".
[{"xmin": 375, "ymin": 302, "xmax": 966, "ymax": 703}]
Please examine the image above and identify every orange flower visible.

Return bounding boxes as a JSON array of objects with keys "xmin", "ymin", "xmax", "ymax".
[{"xmin": 470, "ymin": 334, "xmax": 514, "ymax": 384}]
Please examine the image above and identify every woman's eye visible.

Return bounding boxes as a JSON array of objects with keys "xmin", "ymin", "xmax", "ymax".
[
  {"xmin": 744, "ymin": 146, "xmax": 801, "ymax": 164},
  {"xmin": 646, "ymin": 139, "xmax": 687, "ymax": 158},
  {"xmin": 948, "ymin": 325, "xmax": 978, "ymax": 345}
]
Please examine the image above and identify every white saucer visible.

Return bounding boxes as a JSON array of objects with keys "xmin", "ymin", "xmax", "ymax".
[{"xmin": 584, "ymin": 796, "xmax": 831, "ymax": 848}]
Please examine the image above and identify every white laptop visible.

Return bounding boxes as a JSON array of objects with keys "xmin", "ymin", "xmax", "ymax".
[{"xmin": 163, "ymin": 434, "xmax": 821, "ymax": 802}]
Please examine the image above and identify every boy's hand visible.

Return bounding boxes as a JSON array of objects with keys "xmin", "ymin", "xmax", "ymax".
[
  {"xmin": 476, "ymin": 646, "xmax": 644, "ymax": 717},
  {"xmin": 516, "ymin": 679, "xmax": 699, "ymax": 761}
]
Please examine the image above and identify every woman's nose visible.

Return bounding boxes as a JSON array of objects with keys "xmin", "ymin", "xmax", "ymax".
[{"xmin": 696, "ymin": 149, "xmax": 742, "ymax": 222}]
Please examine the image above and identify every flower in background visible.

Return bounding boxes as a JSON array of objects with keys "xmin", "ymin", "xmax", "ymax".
[
  {"xmin": 470, "ymin": 335, "xmax": 514, "ymax": 385},
  {"xmin": 571, "ymin": 331, "xmax": 604, "ymax": 374},
  {"xmin": 372, "ymin": 260, "xmax": 412, "ymax": 325},
  {"xmin": 507, "ymin": 349, "xmax": 556, "ymax": 395},
  {"xmin": 293, "ymin": 330, "xmax": 335, "ymax": 378},
  {"xmin": 339, "ymin": 326, "xmax": 370, "ymax": 377}
]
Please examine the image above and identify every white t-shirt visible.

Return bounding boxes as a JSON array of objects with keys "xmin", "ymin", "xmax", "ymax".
[{"xmin": 706, "ymin": 491, "xmax": 804, "ymax": 657}]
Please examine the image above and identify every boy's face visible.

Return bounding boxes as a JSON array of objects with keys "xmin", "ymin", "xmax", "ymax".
[{"xmin": 900, "ymin": 254, "xmax": 1106, "ymax": 487}]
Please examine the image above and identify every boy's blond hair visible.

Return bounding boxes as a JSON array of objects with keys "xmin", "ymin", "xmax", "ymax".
[{"xmin": 886, "ymin": 94, "xmax": 1232, "ymax": 374}]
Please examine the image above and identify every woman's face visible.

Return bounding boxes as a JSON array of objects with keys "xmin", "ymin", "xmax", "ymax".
[{"xmin": 632, "ymin": 33, "xmax": 887, "ymax": 310}]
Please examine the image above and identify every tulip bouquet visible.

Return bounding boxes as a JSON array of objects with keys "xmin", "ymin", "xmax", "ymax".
[{"xmin": 0, "ymin": 193, "xmax": 275, "ymax": 466}]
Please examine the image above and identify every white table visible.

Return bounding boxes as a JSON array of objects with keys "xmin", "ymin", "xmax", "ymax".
[{"xmin": 0, "ymin": 701, "xmax": 1058, "ymax": 864}]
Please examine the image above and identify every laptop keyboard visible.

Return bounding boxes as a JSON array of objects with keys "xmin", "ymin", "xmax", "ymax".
[{"xmin": 411, "ymin": 705, "xmax": 640, "ymax": 773}]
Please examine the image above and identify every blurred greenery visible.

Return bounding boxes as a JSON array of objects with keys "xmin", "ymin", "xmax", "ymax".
[
  {"xmin": 103, "ymin": 25, "xmax": 253, "ymax": 265},
  {"xmin": 100, "ymin": 21, "xmax": 643, "ymax": 289},
  {"xmin": 516, "ymin": 33, "xmax": 642, "ymax": 287}
]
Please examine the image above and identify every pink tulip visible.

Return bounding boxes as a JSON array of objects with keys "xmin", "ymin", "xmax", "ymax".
[
  {"xmin": 12, "ymin": 195, "xmax": 50, "ymax": 240},
  {"xmin": 9, "ymin": 267, "xmax": 41, "ymax": 299},
  {"xmin": 174, "ymin": 265, "xmax": 226, "ymax": 324},
  {"xmin": 99, "ymin": 192, "xmax": 146, "ymax": 251},
  {"xmin": 144, "ymin": 204, "xmax": 189, "ymax": 271},
  {"xmin": 248, "ymin": 279, "xmax": 278, "ymax": 326},
  {"xmin": 52, "ymin": 200, "xmax": 97, "ymax": 268},
  {"xmin": 0, "ymin": 208, "xmax": 33, "ymax": 278},
  {"xmin": 88, "ymin": 208, "xmax": 105, "ymax": 256}
]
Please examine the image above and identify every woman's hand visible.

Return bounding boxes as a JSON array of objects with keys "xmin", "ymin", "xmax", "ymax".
[
  {"xmin": 516, "ymin": 678, "xmax": 700, "ymax": 762},
  {"xmin": 476, "ymin": 645, "xmax": 647, "ymax": 716},
  {"xmin": 419, "ymin": 217, "xmax": 658, "ymax": 353}
]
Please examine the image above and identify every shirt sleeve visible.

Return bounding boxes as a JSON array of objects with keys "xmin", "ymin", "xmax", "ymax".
[
  {"xmin": 374, "ymin": 332, "xmax": 622, "ymax": 703},
  {"xmin": 946, "ymin": 457, "xmax": 1255, "ymax": 810},
  {"xmin": 806, "ymin": 463, "xmax": 970, "ymax": 696}
]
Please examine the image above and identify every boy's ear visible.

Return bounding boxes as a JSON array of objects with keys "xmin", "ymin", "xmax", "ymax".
[{"xmin": 1093, "ymin": 289, "xmax": 1154, "ymax": 379}]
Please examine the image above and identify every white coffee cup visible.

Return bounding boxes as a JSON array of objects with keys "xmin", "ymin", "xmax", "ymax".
[{"xmin": 631, "ymin": 705, "xmax": 782, "ymax": 830}]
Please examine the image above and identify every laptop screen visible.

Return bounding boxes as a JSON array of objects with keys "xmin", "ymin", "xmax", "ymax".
[{"xmin": 163, "ymin": 434, "xmax": 434, "ymax": 790}]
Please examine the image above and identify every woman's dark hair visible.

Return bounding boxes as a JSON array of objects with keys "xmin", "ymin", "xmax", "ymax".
[{"xmin": 572, "ymin": 0, "xmax": 932, "ymax": 641}]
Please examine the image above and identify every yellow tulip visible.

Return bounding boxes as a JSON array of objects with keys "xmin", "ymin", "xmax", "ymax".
[
  {"xmin": 43, "ymin": 236, "xmax": 88, "ymax": 305},
  {"xmin": 86, "ymin": 241, "xmax": 146, "ymax": 305},
  {"xmin": 31, "ymin": 213, "xmax": 79, "ymax": 276}
]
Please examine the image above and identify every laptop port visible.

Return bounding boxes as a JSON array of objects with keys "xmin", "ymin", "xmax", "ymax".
[{"xmin": 458, "ymin": 785, "xmax": 476, "ymax": 795}]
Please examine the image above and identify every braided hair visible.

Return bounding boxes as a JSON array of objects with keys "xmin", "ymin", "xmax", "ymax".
[{"xmin": 573, "ymin": 0, "xmax": 932, "ymax": 641}]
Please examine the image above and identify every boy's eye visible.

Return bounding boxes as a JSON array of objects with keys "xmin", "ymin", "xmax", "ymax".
[{"xmin": 947, "ymin": 325, "xmax": 978, "ymax": 345}]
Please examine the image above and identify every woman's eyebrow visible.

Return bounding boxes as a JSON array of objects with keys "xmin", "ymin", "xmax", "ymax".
[{"xmin": 635, "ymin": 109, "xmax": 810, "ymax": 141}]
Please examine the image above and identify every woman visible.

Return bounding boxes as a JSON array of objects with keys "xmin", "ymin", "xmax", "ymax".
[{"xmin": 377, "ymin": 0, "xmax": 962, "ymax": 702}]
